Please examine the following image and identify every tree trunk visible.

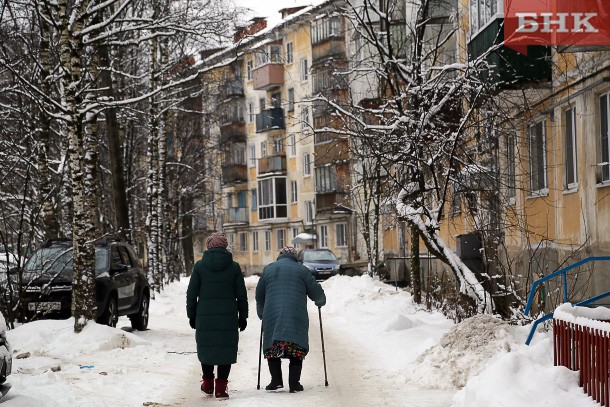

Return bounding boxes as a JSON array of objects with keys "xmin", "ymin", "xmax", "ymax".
[
  {"xmin": 410, "ymin": 225, "xmax": 422, "ymax": 304},
  {"xmin": 181, "ymin": 192, "xmax": 194, "ymax": 276}
]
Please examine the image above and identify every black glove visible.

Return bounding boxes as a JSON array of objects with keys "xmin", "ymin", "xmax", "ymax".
[
  {"xmin": 238, "ymin": 318, "xmax": 247, "ymax": 331},
  {"xmin": 189, "ymin": 318, "xmax": 196, "ymax": 329}
]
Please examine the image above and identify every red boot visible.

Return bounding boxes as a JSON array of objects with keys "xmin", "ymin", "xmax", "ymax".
[
  {"xmin": 215, "ymin": 378, "xmax": 229, "ymax": 399},
  {"xmin": 201, "ymin": 374, "xmax": 214, "ymax": 395}
]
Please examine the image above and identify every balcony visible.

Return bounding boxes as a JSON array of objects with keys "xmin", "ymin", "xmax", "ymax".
[
  {"xmin": 256, "ymin": 108, "xmax": 285, "ymax": 133},
  {"xmin": 316, "ymin": 190, "xmax": 349, "ymax": 212},
  {"xmin": 219, "ymin": 121, "xmax": 246, "ymax": 144},
  {"xmin": 312, "ymin": 37, "xmax": 346, "ymax": 66},
  {"xmin": 468, "ymin": 18, "xmax": 551, "ymax": 88},
  {"xmin": 219, "ymin": 80, "xmax": 244, "ymax": 99},
  {"xmin": 221, "ymin": 164, "xmax": 247, "ymax": 184},
  {"xmin": 258, "ymin": 154, "xmax": 286, "ymax": 175},
  {"xmin": 224, "ymin": 207, "xmax": 248, "ymax": 224},
  {"xmin": 252, "ymin": 63, "xmax": 284, "ymax": 90},
  {"xmin": 314, "ymin": 138, "xmax": 349, "ymax": 165}
]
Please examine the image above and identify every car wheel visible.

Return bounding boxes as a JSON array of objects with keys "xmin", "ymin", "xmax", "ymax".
[
  {"xmin": 129, "ymin": 292, "xmax": 149, "ymax": 331},
  {"xmin": 101, "ymin": 296, "xmax": 118, "ymax": 328}
]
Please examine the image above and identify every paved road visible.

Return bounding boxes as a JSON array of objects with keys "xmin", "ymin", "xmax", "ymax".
[{"xmin": 168, "ymin": 285, "xmax": 454, "ymax": 407}]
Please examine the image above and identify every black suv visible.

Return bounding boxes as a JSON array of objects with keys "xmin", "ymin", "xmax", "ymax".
[{"xmin": 21, "ymin": 236, "xmax": 150, "ymax": 330}]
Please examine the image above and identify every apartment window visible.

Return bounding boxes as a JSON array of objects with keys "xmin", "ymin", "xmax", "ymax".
[
  {"xmin": 272, "ymin": 137, "xmax": 283, "ymax": 155},
  {"xmin": 288, "ymin": 88, "xmax": 295, "ymax": 112},
  {"xmin": 289, "ymin": 134, "xmax": 296, "ymax": 156},
  {"xmin": 305, "ymin": 201, "xmax": 314, "ymax": 223},
  {"xmin": 246, "ymin": 60, "xmax": 253, "ymax": 81},
  {"xmin": 506, "ymin": 135, "xmax": 516, "ymax": 201},
  {"xmin": 261, "ymin": 141, "xmax": 268, "ymax": 158},
  {"xmin": 600, "ymin": 92, "xmax": 610, "ymax": 182},
  {"xmin": 276, "ymin": 229, "xmax": 286, "ymax": 250},
  {"xmin": 451, "ymin": 182, "xmax": 461, "ymax": 214},
  {"xmin": 470, "ymin": 0, "xmax": 500, "ymax": 35},
  {"xmin": 258, "ymin": 177, "xmax": 288, "ymax": 219},
  {"xmin": 264, "ymin": 230, "xmax": 271, "ymax": 251},
  {"xmin": 315, "ymin": 166, "xmax": 337, "ymax": 192},
  {"xmin": 292, "ymin": 227, "xmax": 299, "ymax": 241},
  {"xmin": 248, "ymin": 102, "xmax": 255, "ymax": 123},
  {"xmin": 291, "ymin": 180, "xmax": 298, "ymax": 203},
  {"xmin": 250, "ymin": 188, "xmax": 257, "ymax": 211},
  {"xmin": 303, "ymin": 153, "xmax": 311, "ymax": 176},
  {"xmin": 271, "ymin": 92, "xmax": 281, "ymax": 109},
  {"xmin": 319, "ymin": 225, "xmax": 328, "ymax": 248},
  {"xmin": 286, "ymin": 42, "xmax": 293, "ymax": 64},
  {"xmin": 336, "ymin": 223, "xmax": 347, "ymax": 247},
  {"xmin": 301, "ymin": 106, "xmax": 310, "ymax": 131},
  {"xmin": 565, "ymin": 107, "xmax": 578, "ymax": 189},
  {"xmin": 238, "ymin": 232, "xmax": 247, "ymax": 252},
  {"xmin": 249, "ymin": 144, "xmax": 256, "ymax": 167},
  {"xmin": 311, "ymin": 17, "xmax": 342, "ymax": 44},
  {"xmin": 252, "ymin": 231, "xmax": 259, "ymax": 251},
  {"xmin": 528, "ymin": 120, "xmax": 547, "ymax": 194},
  {"xmin": 259, "ymin": 97, "xmax": 266, "ymax": 112},
  {"xmin": 300, "ymin": 58, "xmax": 308, "ymax": 81}
]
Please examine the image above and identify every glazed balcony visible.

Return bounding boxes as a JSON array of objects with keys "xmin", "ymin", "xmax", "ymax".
[
  {"xmin": 258, "ymin": 154, "xmax": 287, "ymax": 175},
  {"xmin": 219, "ymin": 80, "xmax": 244, "ymax": 99},
  {"xmin": 314, "ymin": 138, "xmax": 349, "ymax": 165},
  {"xmin": 252, "ymin": 63, "xmax": 284, "ymax": 90},
  {"xmin": 224, "ymin": 207, "xmax": 248, "ymax": 224},
  {"xmin": 219, "ymin": 121, "xmax": 246, "ymax": 144},
  {"xmin": 255, "ymin": 108, "xmax": 285, "ymax": 133},
  {"xmin": 468, "ymin": 18, "xmax": 551, "ymax": 88},
  {"xmin": 221, "ymin": 164, "xmax": 247, "ymax": 185}
]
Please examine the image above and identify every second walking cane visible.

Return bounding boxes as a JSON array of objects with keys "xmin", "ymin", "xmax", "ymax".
[
  {"xmin": 257, "ymin": 323, "xmax": 263, "ymax": 390},
  {"xmin": 318, "ymin": 306, "xmax": 329, "ymax": 386}
]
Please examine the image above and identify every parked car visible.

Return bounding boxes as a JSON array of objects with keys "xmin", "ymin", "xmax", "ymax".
[
  {"xmin": 297, "ymin": 249, "xmax": 341, "ymax": 280},
  {"xmin": 21, "ymin": 236, "xmax": 150, "ymax": 330},
  {"xmin": 0, "ymin": 312, "xmax": 11, "ymax": 385}
]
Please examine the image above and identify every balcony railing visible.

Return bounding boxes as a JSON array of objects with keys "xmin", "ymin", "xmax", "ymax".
[
  {"xmin": 219, "ymin": 122, "xmax": 246, "ymax": 144},
  {"xmin": 314, "ymin": 138, "xmax": 349, "ymax": 165},
  {"xmin": 252, "ymin": 63, "xmax": 284, "ymax": 90},
  {"xmin": 468, "ymin": 18, "xmax": 551, "ymax": 88},
  {"xmin": 225, "ymin": 207, "xmax": 248, "ymax": 224},
  {"xmin": 256, "ymin": 108, "xmax": 285, "ymax": 133},
  {"xmin": 312, "ymin": 37, "xmax": 346, "ymax": 65},
  {"xmin": 315, "ymin": 190, "xmax": 349, "ymax": 212},
  {"xmin": 221, "ymin": 164, "xmax": 247, "ymax": 184},
  {"xmin": 220, "ymin": 80, "xmax": 244, "ymax": 99},
  {"xmin": 258, "ymin": 154, "xmax": 286, "ymax": 175}
]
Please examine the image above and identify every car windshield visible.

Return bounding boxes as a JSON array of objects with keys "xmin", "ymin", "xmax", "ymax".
[
  {"xmin": 24, "ymin": 247, "xmax": 109, "ymax": 277},
  {"xmin": 302, "ymin": 250, "xmax": 337, "ymax": 262}
]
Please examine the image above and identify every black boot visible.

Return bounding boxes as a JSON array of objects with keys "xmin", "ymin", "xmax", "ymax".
[
  {"xmin": 265, "ymin": 358, "xmax": 284, "ymax": 390},
  {"xmin": 289, "ymin": 364, "xmax": 304, "ymax": 393}
]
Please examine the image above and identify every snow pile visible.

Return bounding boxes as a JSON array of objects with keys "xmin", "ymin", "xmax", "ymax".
[{"xmin": 406, "ymin": 314, "xmax": 513, "ymax": 389}]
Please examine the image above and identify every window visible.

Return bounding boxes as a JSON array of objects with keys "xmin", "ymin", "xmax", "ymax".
[
  {"xmin": 305, "ymin": 201, "xmax": 314, "ymax": 223},
  {"xmin": 271, "ymin": 92, "xmax": 281, "ymax": 109},
  {"xmin": 470, "ymin": 0, "xmax": 500, "ymax": 35},
  {"xmin": 252, "ymin": 231, "xmax": 259, "ymax": 251},
  {"xmin": 246, "ymin": 60, "xmax": 253, "ymax": 81},
  {"xmin": 303, "ymin": 153, "xmax": 311, "ymax": 176},
  {"xmin": 258, "ymin": 177, "xmax": 288, "ymax": 219},
  {"xmin": 228, "ymin": 233, "xmax": 235, "ymax": 251},
  {"xmin": 300, "ymin": 106, "xmax": 310, "ymax": 130},
  {"xmin": 264, "ymin": 230, "xmax": 271, "ymax": 251},
  {"xmin": 291, "ymin": 180, "xmax": 298, "ymax": 203},
  {"xmin": 565, "ymin": 107, "xmax": 578, "ymax": 189},
  {"xmin": 233, "ymin": 144, "xmax": 246, "ymax": 165},
  {"xmin": 292, "ymin": 227, "xmax": 299, "ymax": 241},
  {"xmin": 248, "ymin": 102, "xmax": 255, "ymax": 123},
  {"xmin": 600, "ymin": 92, "xmax": 610, "ymax": 182},
  {"xmin": 288, "ymin": 88, "xmax": 295, "ymax": 112},
  {"xmin": 259, "ymin": 97, "xmax": 266, "ymax": 112},
  {"xmin": 336, "ymin": 223, "xmax": 347, "ymax": 247},
  {"xmin": 251, "ymin": 188, "xmax": 257, "ymax": 211},
  {"xmin": 300, "ymin": 58, "xmax": 308, "ymax": 81},
  {"xmin": 315, "ymin": 166, "xmax": 337, "ymax": 192},
  {"xmin": 311, "ymin": 17, "xmax": 342, "ymax": 44},
  {"xmin": 261, "ymin": 141, "xmax": 268, "ymax": 158},
  {"xmin": 506, "ymin": 135, "xmax": 516, "ymax": 201},
  {"xmin": 319, "ymin": 225, "xmax": 328, "ymax": 248},
  {"xmin": 528, "ymin": 120, "xmax": 547, "ymax": 194},
  {"xmin": 238, "ymin": 232, "xmax": 247, "ymax": 252},
  {"xmin": 289, "ymin": 134, "xmax": 296, "ymax": 156},
  {"xmin": 286, "ymin": 42, "xmax": 293, "ymax": 64},
  {"xmin": 451, "ymin": 182, "xmax": 461, "ymax": 214},
  {"xmin": 276, "ymin": 229, "xmax": 286, "ymax": 250},
  {"xmin": 272, "ymin": 137, "xmax": 283, "ymax": 155},
  {"xmin": 249, "ymin": 144, "xmax": 256, "ymax": 167}
]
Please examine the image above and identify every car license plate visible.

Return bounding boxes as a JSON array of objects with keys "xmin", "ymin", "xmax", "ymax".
[
  {"xmin": 28, "ymin": 302, "xmax": 61, "ymax": 311},
  {"xmin": 318, "ymin": 271, "xmax": 331, "ymax": 275}
]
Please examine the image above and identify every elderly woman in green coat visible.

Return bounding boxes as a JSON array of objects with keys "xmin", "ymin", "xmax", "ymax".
[
  {"xmin": 256, "ymin": 245, "xmax": 326, "ymax": 393},
  {"xmin": 186, "ymin": 232, "xmax": 248, "ymax": 399}
]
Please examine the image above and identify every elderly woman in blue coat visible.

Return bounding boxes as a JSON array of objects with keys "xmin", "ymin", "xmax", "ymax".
[{"xmin": 256, "ymin": 245, "xmax": 326, "ymax": 393}]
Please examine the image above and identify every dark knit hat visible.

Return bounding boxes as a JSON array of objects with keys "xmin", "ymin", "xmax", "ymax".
[{"xmin": 206, "ymin": 232, "xmax": 228, "ymax": 249}]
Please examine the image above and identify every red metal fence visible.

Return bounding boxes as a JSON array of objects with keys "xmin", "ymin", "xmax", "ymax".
[{"xmin": 554, "ymin": 318, "xmax": 610, "ymax": 405}]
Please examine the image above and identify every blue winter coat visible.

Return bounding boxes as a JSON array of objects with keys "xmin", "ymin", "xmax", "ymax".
[
  {"xmin": 256, "ymin": 252, "xmax": 326, "ymax": 353},
  {"xmin": 186, "ymin": 248, "xmax": 248, "ymax": 365}
]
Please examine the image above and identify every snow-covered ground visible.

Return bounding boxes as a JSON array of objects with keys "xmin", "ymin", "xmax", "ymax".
[{"xmin": 1, "ymin": 275, "xmax": 598, "ymax": 406}]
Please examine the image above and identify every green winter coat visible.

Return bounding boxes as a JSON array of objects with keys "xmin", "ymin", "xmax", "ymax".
[{"xmin": 186, "ymin": 248, "xmax": 248, "ymax": 365}]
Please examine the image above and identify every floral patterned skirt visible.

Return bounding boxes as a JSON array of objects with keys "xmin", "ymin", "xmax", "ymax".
[{"xmin": 264, "ymin": 341, "xmax": 307, "ymax": 360}]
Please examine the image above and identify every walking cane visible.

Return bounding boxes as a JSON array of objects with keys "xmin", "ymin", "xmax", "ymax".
[
  {"xmin": 257, "ymin": 323, "xmax": 263, "ymax": 390},
  {"xmin": 318, "ymin": 307, "xmax": 329, "ymax": 386}
]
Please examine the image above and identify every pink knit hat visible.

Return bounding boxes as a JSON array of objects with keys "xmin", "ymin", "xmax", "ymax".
[{"xmin": 206, "ymin": 232, "xmax": 228, "ymax": 249}]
